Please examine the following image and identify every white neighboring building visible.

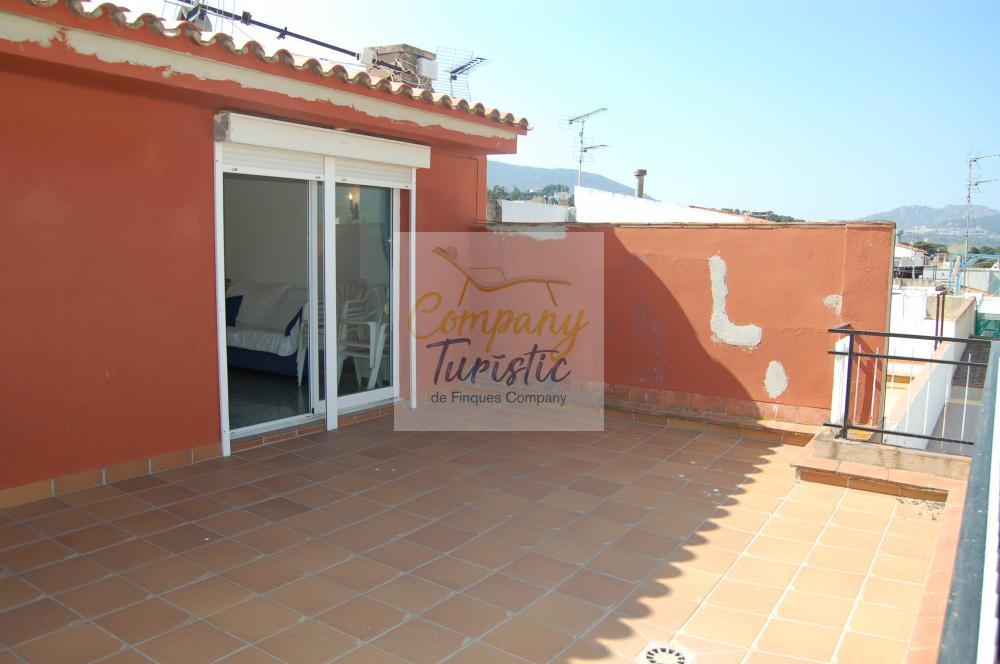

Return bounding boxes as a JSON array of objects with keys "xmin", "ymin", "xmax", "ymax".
[
  {"xmin": 499, "ymin": 199, "xmax": 570, "ymax": 223},
  {"xmin": 573, "ymin": 186, "xmax": 747, "ymax": 224},
  {"xmin": 894, "ymin": 242, "xmax": 928, "ymax": 275},
  {"xmin": 883, "ymin": 286, "xmax": 976, "ymax": 451},
  {"xmin": 979, "ymin": 296, "xmax": 1000, "ymax": 315},
  {"xmin": 895, "ymin": 243, "xmax": 928, "ymax": 264}
]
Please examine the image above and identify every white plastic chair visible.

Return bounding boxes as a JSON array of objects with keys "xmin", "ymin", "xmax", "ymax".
[
  {"xmin": 338, "ymin": 286, "xmax": 389, "ymax": 390},
  {"xmin": 296, "ymin": 282, "xmax": 371, "ymax": 387}
]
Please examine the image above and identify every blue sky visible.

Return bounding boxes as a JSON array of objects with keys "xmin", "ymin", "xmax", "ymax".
[{"xmin": 132, "ymin": 1, "xmax": 1000, "ymax": 219}]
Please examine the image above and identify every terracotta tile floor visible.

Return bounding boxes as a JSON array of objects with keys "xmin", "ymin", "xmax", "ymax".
[{"xmin": 0, "ymin": 417, "xmax": 962, "ymax": 663}]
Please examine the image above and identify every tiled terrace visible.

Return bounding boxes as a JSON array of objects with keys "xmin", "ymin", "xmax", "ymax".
[{"xmin": 0, "ymin": 416, "xmax": 963, "ymax": 664}]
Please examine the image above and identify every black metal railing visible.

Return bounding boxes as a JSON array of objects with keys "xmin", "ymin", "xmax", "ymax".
[
  {"xmin": 825, "ymin": 326, "xmax": 991, "ymax": 450},
  {"xmin": 938, "ymin": 345, "xmax": 999, "ymax": 663}
]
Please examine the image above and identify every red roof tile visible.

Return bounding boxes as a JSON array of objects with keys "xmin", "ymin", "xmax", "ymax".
[{"xmin": 20, "ymin": 0, "xmax": 530, "ymax": 130}]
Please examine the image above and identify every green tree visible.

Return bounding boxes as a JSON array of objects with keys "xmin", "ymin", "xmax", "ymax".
[{"xmin": 912, "ymin": 240, "xmax": 947, "ymax": 256}]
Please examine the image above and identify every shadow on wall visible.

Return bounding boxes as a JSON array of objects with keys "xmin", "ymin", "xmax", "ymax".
[
  {"xmin": 599, "ymin": 227, "xmax": 760, "ymax": 408},
  {"xmin": 587, "ymin": 223, "xmax": 891, "ymax": 425},
  {"xmin": 557, "ymin": 226, "xmax": 777, "ymax": 660}
]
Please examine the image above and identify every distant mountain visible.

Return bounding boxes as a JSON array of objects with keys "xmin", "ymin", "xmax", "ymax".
[
  {"xmin": 861, "ymin": 204, "xmax": 1000, "ymax": 230},
  {"xmin": 488, "ymin": 160, "xmax": 641, "ymax": 197},
  {"xmin": 859, "ymin": 204, "xmax": 1000, "ymax": 245}
]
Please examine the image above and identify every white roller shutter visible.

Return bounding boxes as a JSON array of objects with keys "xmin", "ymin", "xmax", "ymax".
[
  {"xmin": 220, "ymin": 143, "xmax": 323, "ymax": 180},
  {"xmin": 217, "ymin": 114, "xmax": 425, "ymax": 189},
  {"xmin": 334, "ymin": 158, "xmax": 413, "ymax": 189}
]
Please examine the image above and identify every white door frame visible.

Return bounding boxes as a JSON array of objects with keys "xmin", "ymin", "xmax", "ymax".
[
  {"xmin": 213, "ymin": 142, "xmax": 231, "ymax": 456},
  {"xmin": 213, "ymin": 112, "xmax": 429, "ymax": 455},
  {"xmin": 307, "ymin": 180, "xmax": 321, "ymax": 415},
  {"xmin": 214, "ymin": 166, "xmax": 324, "ymax": 445},
  {"xmin": 322, "ymin": 157, "xmax": 338, "ymax": 432},
  {"xmin": 334, "ymin": 186, "xmax": 401, "ymax": 413}
]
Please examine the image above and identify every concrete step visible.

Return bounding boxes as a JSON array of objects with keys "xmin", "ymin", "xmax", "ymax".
[{"xmin": 791, "ymin": 434, "xmax": 968, "ymax": 502}]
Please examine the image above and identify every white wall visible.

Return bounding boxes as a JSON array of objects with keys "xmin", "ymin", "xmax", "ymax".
[
  {"xmin": 885, "ymin": 340, "xmax": 965, "ymax": 449},
  {"xmin": 884, "ymin": 293, "xmax": 976, "ymax": 448},
  {"xmin": 573, "ymin": 186, "xmax": 746, "ymax": 224},
  {"xmin": 500, "ymin": 200, "xmax": 570, "ymax": 223},
  {"xmin": 224, "ymin": 175, "xmax": 308, "ymax": 289},
  {"xmin": 979, "ymin": 296, "xmax": 1000, "ymax": 315},
  {"xmin": 889, "ymin": 290, "xmax": 974, "ymax": 357},
  {"xmin": 894, "ymin": 245, "xmax": 927, "ymax": 266},
  {"xmin": 224, "ymin": 177, "xmax": 391, "ymax": 297},
  {"xmin": 336, "ymin": 225, "xmax": 388, "ymax": 286},
  {"xmin": 334, "ymin": 184, "xmax": 390, "ymax": 288}
]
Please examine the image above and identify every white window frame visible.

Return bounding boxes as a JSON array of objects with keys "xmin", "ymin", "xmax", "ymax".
[{"xmin": 214, "ymin": 112, "xmax": 428, "ymax": 455}]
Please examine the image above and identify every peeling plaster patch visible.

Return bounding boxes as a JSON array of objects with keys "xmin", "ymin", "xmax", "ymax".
[
  {"xmin": 823, "ymin": 294, "xmax": 843, "ymax": 316},
  {"xmin": 708, "ymin": 255, "xmax": 762, "ymax": 349},
  {"xmin": 0, "ymin": 12, "xmax": 60, "ymax": 47},
  {"xmin": 0, "ymin": 12, "xmax": 515, "ymax": 140},
  {"xmin": 764, "ymin": 360, "xmax": 788, "ymax": 398}
]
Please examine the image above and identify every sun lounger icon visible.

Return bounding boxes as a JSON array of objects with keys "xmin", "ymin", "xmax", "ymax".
[{"xmin": 432, "ymin": 246, "xmax": 571, "ymax": 307}]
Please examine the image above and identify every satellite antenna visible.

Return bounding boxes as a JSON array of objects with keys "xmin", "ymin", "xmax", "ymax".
[
  {"xmin": 567, "ymin": 108, "xmax": 608, "ymax": 186},
  {"xmin": 434, "ymin": 47, "xmax": 487, "ymax": 98}
]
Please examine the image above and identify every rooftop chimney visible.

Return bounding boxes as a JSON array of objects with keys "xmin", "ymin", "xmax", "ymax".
[{"xmin": 634, "ymin": 169, "xmax": 647, "ymax": 199}]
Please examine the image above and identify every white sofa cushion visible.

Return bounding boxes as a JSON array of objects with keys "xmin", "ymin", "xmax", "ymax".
[
  {"xmin": 273, "ymin": 287, "xmax": 307, "ymax": 335},
  {"xmin": 226, "ymin": 325, "xmax": 299, "ymax": 357},
  {"xmin": 228, "ymin": 281, "xmax": 289, "ymax": 330}
]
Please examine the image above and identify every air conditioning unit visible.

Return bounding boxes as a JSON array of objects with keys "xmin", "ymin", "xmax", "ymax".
[{"xmin": 416, "ymin": 57, "xmax": 438, "ymax": 80}]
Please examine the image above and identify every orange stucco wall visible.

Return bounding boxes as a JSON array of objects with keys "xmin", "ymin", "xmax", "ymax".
[
  {"xmin": 417, "ymin": 153, "xmax": 488, "ymax": 231},
  {"xmin": 0, "ymin": 71, "xmax": 219, "ymax": 488},
  {"xmin": 598, "ymin": 223, "xmax": 892, "ymax": 418},
  {"xmin": 0, "ymin": 67, "xmax": 492, "ymax": 490},
  {"xmin": 0, "ymin": 0, "xmax": 508, "ymax": 490}
]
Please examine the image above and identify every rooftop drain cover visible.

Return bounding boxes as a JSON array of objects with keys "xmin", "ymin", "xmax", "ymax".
[{"xmin": 636, "ymin": 642, "xmax": 695, "ymax": 664}]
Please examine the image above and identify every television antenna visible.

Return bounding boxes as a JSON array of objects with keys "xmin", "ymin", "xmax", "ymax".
[
  {"xmin": 162, "ymin": 1, "xmax": 402, "ymax": 71},
  {"xmin": 434, "ymin": 48, "xmax": 487, "ymax": 98},
  {"xmin": 964, "ymin": 151, "xmax": 1000, "ymax": 256},
  {"xmin": 567, "ymin": 108, "xmax": 608, "ymax": 186}
]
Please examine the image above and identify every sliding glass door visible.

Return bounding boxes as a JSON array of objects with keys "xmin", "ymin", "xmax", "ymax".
[
  {"xmin": 333, "ymin": 183, "xmax": 395, "ymax": 410},
  {"xmin": 217, "ymin": 132, "xmax": 407, "ymax": 442},
  {"xmin": 222, "ymin": 173, "xmax": 323, "ymax": 434}
]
